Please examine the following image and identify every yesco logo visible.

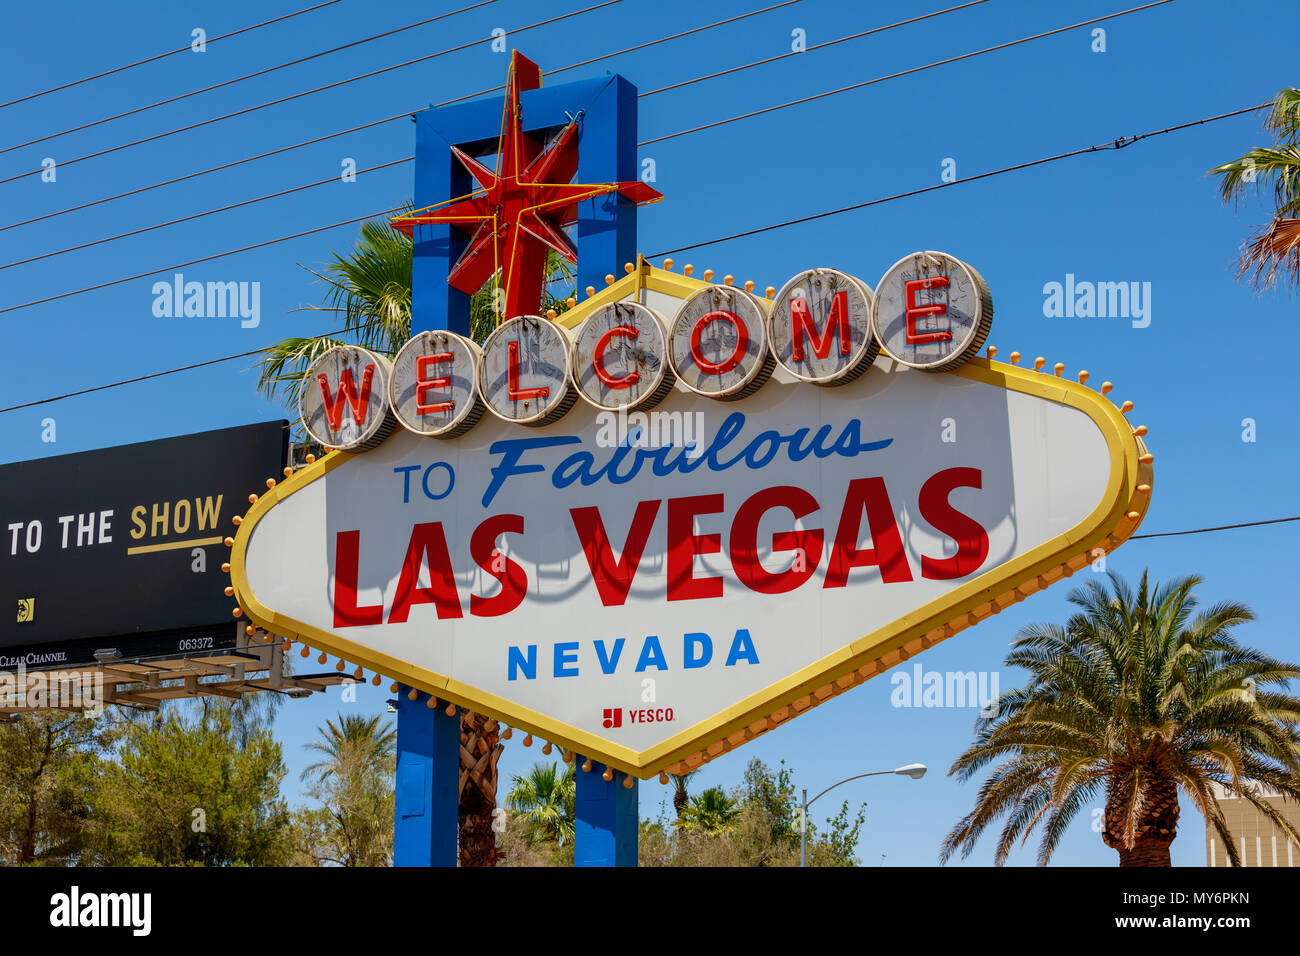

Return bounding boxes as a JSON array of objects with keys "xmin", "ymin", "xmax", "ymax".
[{"xmin": 602, "ymin": 706, "xmax": 674, "ymax": 729}]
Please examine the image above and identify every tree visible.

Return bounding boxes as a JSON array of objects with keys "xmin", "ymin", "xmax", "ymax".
[
  {"xmin": 740, "ymin": 757, "xmax": 799, "ymax": 845},
  {"xmin": 95, "ymin": 703, "xmax": 293, "ymax": 866},
  {"xmin": 677, "ymin": 786, "xmax": 741, "ymax": 833},
  {"xmin": 1211, "ymin": 88, "xmax": 1300, "ymax": 291},
  {"xmin": 298, "ymin": 712, "xmax": 395, "ymax": 866},
  {"xmin": 458, "ymin": 710, "xmax": 504, "ymax": 866},
  {"xmin": 669, "ymin": 770, "xmax": 699, "ymax": 821},
  {"xmin": 255, "ymin": 210, "xmax": 574, "ymax": 865},
  {"xmin": 0, "ymin": 712, "xmax": 120, "ymax": 865},
  {"xmin": 506, "ymin": 762, "xmax": 576, "ymax": 845},
  {"xmin": 941, "ymin": 571, "xmax": 1300, "ymax": 867},
  {"xmin": 255, "ymin": 209, "xmax": 576, "ymax": 401}
]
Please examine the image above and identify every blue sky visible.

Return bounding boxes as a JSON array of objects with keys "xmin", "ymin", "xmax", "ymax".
[{"xmin": 1, "ymin": 0, "xmax": 1297, "ymax": 866}]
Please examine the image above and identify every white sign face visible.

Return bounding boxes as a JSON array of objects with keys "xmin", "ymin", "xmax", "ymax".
[
  {"xmin": 238, "ymin": 357, "xmax": 1146, "ymax": 773},
  {"xmin": 242, "ymin": 260, "xmax": 1150, "ymax": 776}
]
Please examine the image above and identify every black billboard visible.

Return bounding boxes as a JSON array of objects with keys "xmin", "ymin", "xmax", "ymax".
[{"xmin": 0, "ymin": 421, "xmax": 287, "ymax": 668}]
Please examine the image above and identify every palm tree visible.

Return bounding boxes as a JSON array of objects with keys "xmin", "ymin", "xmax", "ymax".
[
  {"xmin": 506, "ymin": 762, "xmax": 577, "ymax": 845},
  {"xmin": 677, "ymin": 786, "xmax": 742, "ymax": 833},
  {"xmin": 669, "ymin": 770, "xmax": 699, "ymax": 821},
  {"xmin": 301, "ymin": 713, "xmax": 396, "ymax": 783},
  {"xmin": 1211, "ymin": 88, "xmax": 1300, "ymax": 291},
  {"xmin": 259, "ymin": 208, "xmax": 574, "ymax": 864},
  {"xmin": 255, "ymin": 207, "xmax": 576, "ymax": 401},
  {"xmin": 941, "ymin": 571, "xmax": 1300, "ymax": 867},
  {"xmin": 301, "ymin": 713, "xmax": 396, "ymax": 866}
]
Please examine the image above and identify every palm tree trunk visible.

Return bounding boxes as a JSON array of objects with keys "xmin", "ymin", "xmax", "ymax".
[
  {"xmin": 1103, "ymin": 773, "xmax": 1179, "ymax": 867},
  {"xmin": 1117, "ymin": 840, "xmax": 1173, "ymax": 867},
  {"xmin": 458, "ymin": 710, "xmax": 503, "ymax": 866}
]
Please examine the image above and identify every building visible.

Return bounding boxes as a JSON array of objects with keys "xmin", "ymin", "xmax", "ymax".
[{"xmin": 1206, "ymin": 781, "xmax": 1300, "ymax": 867}]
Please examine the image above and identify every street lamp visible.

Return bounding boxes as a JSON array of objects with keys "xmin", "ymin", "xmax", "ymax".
[{"xmin": 800, "ymin": 763, "xmax": 927, "ymax": 866}]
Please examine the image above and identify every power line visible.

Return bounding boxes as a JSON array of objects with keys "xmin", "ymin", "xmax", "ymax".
[
  {"xmin": 0, "ymin": 0, "xmax": 799, "ymax": 229},
  {"xmin": 1130, "ymin": 516, "xmax": 1300, "ymax": 540},
  {"xmin": 0, "ymin": 0, "xmax": 812, "ymax": 259},
  {"xmin": 0, "ymin": 327, "xmax": 354, "ymax": 414},
  {"xmin": 0, "ymin": 0, "xmax": 500, "ymax": 156},
  {"xmin": 0, "ymin": 0, "xmax": 348, "ymax": 110},
  {"xmin": 0, "ymin": 111, "xmax": 414, "ymax": 234},
  {"xmin": 433, "ymin": 0, "xmax": 805, "ymax": 106},
  {"xmin": 0, "ymin": 100, "xmax": 1265, "ymax": 397},
  {"xmin": 5, "ymin": 321, "xmax": 1297, "ymax": 549},
  {"xmin": 0, "ymin": 0, "xmax": 1010, "ymax": 266},
  {"xmin": 0, "ymin": 208, "xmax": 401, "ymax": 316},
  {"xmin": 0, "ymin": 0, "xmax": 623, "ymax": 187},
  {"xmin": 638, "ymin": 0, "xmax": 991, "ymax": 98},
  {"xmin": 639, "ymin": 0, "xmax": 1180, "ymax": 146},
  {"xmin": 0, "ymin": 158, "xmax": 411, "ymax": 271},
  {"xmin": 0, "ymin": 101, "xmax": 1260, "ymax": 313},
  {"xmin": 648, "ymin": 103, "xmax": 1264, "ymax": 256}
]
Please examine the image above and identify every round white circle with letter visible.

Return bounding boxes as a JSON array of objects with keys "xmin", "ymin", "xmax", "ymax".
[
  {"xmin": 389, "ymin": 330, "xmax": 485, "ymax": 438},
  {"xmin": 298, "ymin": 345, "xmax": 396, "ymax": 451},
  {"xmin": 872, "ymin": 251, "xmax": 992, "ymax": 371},
  {"xmin": 668, "ymin": 285, "xmax": 774, "ymax": 400},
  {"xmin": 768, "ymin": 268, "xmax": 878, "ymax": 385},
  {"xmin": 478, "ymin": 316, "xmax": 576, "ymax": 426},
  {"xmin": 571, "ymin": 301, "xmax": 675, "ymax": 412}
]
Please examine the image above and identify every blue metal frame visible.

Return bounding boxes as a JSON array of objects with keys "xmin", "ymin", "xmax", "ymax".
[
  {"xmin": 575, "ymin": 761, "xmax": 639, "ymax": 866},
  {"xmin": 393, "ymin": 687, "xmax": 459, "ymax": 867},
  {"xmin": 396, "ymin": 67, "xmax": 644, "ymax": 867},
  {"xmin": 410, "ymin": 72, "xmax": 640, "ymax": 336}
]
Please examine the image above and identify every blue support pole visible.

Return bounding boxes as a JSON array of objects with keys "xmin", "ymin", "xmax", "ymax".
[
  {"xmin": 403, "ymin": 62, "xmax": 643, "ymax": 868},
  {"xmin": 575, "ymin": 761, "xmax": 639, "ymax": 866},
  {"xmin": 393, "ymin": 686, "xmax": 459, "ymax": 867}
]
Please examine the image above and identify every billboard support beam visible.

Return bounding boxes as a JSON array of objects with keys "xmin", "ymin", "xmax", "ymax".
[
  {"xmin": 575, "ymin": 760, "xmax": 638, "ymax": 867},
  {"xmin": 394, "ymin": 687, "xmax": 459, "ymax": 867}
]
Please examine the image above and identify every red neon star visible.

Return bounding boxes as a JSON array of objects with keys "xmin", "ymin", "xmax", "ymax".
[{"xmin": 391, "ymin": 51, "xmax": 663, "ymax": 320}]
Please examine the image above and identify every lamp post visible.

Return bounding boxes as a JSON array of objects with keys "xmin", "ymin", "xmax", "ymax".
[{"xmin": 800, "ymin": 763, "xmax": 927, "ymax": 866}]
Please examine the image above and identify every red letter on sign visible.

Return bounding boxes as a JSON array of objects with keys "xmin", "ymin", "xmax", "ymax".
[
  {"xmin": 790, "ymin": 291, "xmax": 852, "ymax": 361},
  {"xmin": 690, "ymin": 311, "xmax": 748, "ymax": 375},
  {"xmin": 593, "ymin": 325, "xmax": 641, "ymax": 389},
  {"xmin": 333, "ymin": 530, "xmax": 383, "ymax": 628},
  {"xmin": 667, "ymin": 494, "xmax": 724, "ymax": 601},
  {"xmin": 825, "ymin": 477, "xmax": 913, "ymax": 587},
  {"xmin": 507, "ymin": 340, "xmax": 550, "ymax": 401},
  {"xmin": 904, "ymin": 276, "xmax": 953, "ymax": 345},
  {"xmin": 318, "ymin": 365, "xmax": 375, "ymax": 431},
  {"xmin": 470, "ymin": 514, "xmax": 528, "ymax": 617},
  {"xmin": 572, "ymin": 500, "xmax": 661, "ymax": 606},
  {"xmin": 729, "ymin": 485, "xmax": 824, "ymax": 594},
  {"xmin": 919, "ymin": 467, "xmax": 988, "ymax": 580},
  {"xmin": 416, "ymin": 352, "xmax": 455, "ymax": 415},
  {"xmin": 388, "ymin": 522, "xmax": 463, "ymax": 623}
]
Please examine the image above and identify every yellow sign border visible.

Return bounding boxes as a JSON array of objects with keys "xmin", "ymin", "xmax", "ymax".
[{"xmin": 230, "ymin": 268, "xmax": 1152, "ymax": 778}]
